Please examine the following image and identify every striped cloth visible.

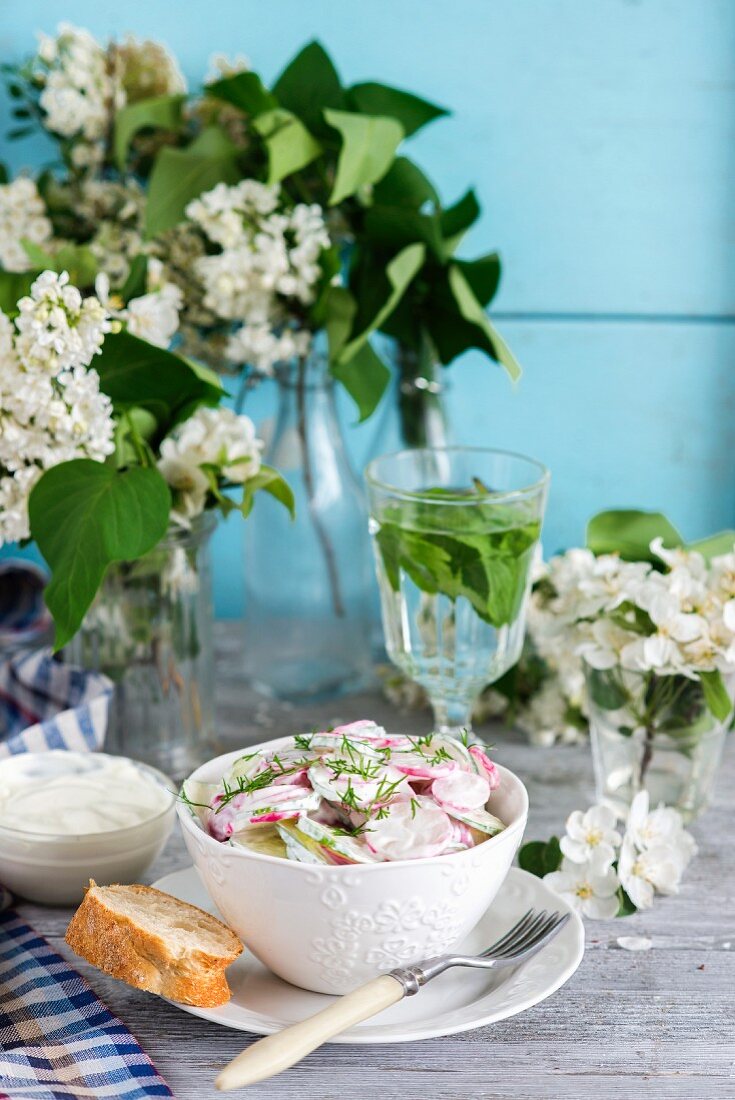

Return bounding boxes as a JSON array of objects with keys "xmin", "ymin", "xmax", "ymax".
[
  {"xmin": 0, "ymin": 911, "xmax": 173, "ymax": 1099},
  {"xmin": 0, "ymin": 576, "xmax": 174, "ymax": 1099},
  {"xmin": 0, "ymin": 561, "xmax": 51, "ymax": 649},
  {"xmin": 0, "ymin": 648, "xmax": 112, "ymax": 761}
]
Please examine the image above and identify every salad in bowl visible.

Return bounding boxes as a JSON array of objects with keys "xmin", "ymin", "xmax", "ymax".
[
  {"xmin": 178, "ymin": 721, "xmax": 528, "ymax": 993},
  {"xmin": 188, "ymin": 720, "xmax": 505, "ymax": 864}
]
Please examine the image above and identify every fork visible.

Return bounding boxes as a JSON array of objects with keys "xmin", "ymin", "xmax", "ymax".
[{"xmin": 216, "ymin": 907, "xmax": 569, "ymax": 1090}]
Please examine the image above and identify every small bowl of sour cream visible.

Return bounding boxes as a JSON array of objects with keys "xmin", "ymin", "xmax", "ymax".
[{"xmin": 0, "ymin": 751, "xmax": 176, "ymax": 905}]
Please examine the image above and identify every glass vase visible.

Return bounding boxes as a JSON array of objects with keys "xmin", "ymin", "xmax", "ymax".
[
  {"xmin": 367, "ymin": 341, "xmax": 451, "ymax": 456},
  {"xmin": 243, "ymin": 349, "xmax": 374, "ymax": 701},
  {"xmin": 586, "ymin": 662, "xmax": 729, "ymax": 822},
  {"xmin": 66, "ymin": 515, "xmax": 216, "ymax": 780}
]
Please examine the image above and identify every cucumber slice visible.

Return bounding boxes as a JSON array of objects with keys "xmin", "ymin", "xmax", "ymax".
[
  {"xmin": 444, "ymin": 806, "xmax": 505, "ymax": 836},
  {"xmin": 297, "ymin": 815, "xmax": 380, "ymax": 864},
  {"xmin": 276, "ymin": 820, "xmax": 331, "ymax": 864},
  {"xmin": 230, "ymin": 825, "xmax": 287, "ymax": 858}
]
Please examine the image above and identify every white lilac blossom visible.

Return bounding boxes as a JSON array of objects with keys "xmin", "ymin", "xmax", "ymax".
[
  {"xmin": 544, "ymin": 853, "xmax": 621, "ymax": 920},
  {"xmin": 542, "ymin": 792, "xmax": 696, "ymax": 919},
  {"xmin": 33, "ymin": 24, "xmax": 185, "ymax": 168},
  {"xmin": 77, "ymin": 179, "xmax": 146, "ymax": 288},
  {"xmin": 206, "ymin": 53, "xmax": 251, "ymax": 81},
  {"xmin": 96, "ymin": 259, "xmax": 182, "ymax": 349},
  {"xmin": 186, "ymin": 180, "xmax": 331, "ymax": 375},
  {"xmin": 157, "ymin": 407, "xmax": 264, "ymax": 522},
  {"xmin": 0, "ymin": 273, "xmax": 115, "ymax": 544},
  {"xmin": 0, "ymin": 179, "xmax": 53, "ymax": 272}
]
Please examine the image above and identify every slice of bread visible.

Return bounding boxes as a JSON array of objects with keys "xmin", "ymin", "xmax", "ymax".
[{"xmin": 65, "ymin": 881, "xmax": 243, "ymax": 1007}]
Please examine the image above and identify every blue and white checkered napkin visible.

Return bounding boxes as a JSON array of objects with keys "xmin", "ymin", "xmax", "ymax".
[
  {"xmin": 0, "ymin": 567, "xmax": 174, "ymax": 1099},
  {"xmin": 0, "ymin": 910, "xmax": 173, "ymax": 1099},
  {"xmin": 0, "ymin": 647, "xmax": 112, "ymax": 761}
]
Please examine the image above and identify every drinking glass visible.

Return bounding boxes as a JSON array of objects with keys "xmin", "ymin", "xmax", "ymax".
[{"xmin": 366, "ymin": 447, "xmax": 549, "ymax": 737}]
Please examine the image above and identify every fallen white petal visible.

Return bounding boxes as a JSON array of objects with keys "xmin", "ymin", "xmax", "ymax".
[{"xmin": 616, "ymin": 935, "xmax": 652, "ymax": 951}]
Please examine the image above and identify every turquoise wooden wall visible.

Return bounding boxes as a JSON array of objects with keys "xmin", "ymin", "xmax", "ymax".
[{"xmin": 2, "ymin": 0, "xmax": 734, "ymax": 617}]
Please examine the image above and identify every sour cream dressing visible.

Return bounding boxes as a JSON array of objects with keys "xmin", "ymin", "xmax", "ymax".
[{"xmin": 0, "ymin": 752, "xmax": 173, "ymax": 836}]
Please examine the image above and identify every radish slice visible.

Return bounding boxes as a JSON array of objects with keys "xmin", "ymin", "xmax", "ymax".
[
  {"xmin": 432, "ymin": 770, "xmax": 490, "ymax": 812},
  {"xmin": 365, "ymin": 800, "xmax": 455, "ymax": 861},
  {"xmin": 469, "ymin": 744, "xmax": 501, "ymax": 790},
  {"xmin": 308, "ymin": 761, "xmax": 410, "ymax": 811}
]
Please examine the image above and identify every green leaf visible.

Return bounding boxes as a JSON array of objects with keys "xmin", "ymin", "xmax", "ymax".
[
  {"xmin": 338, "ymin": 242, "xmax": 425, "ymax": 363},
  {"xmin": 0, "ymin": 269, "xmax": 36, "ymax": 314},
  {"xmin": 518, "ymin": 837, "xmax": 563, "ymax": 878},
  {"xmin": 21, "ymin": 240, "xmax": 98, "ymax": 288},
  {"xmin": 373, "ymin": 156, "xmax": 439, "ymax": 208},
  {"xmin": 240, "ymin": 464, "xmax": 295, "ymax": 519},
  {"xmin": 145, "ymin": 126, "xmax": 240, "ymax": 237},
  {"xmin": 586, "ymin": 510, "xmax": 683, "ymax": 562},
  {"xmin": 364, "ymin": 204, "xmax": 445, "ymax": 256},
  {"xmin": 324, "ymin": 285, "xmax": 358, "ymax": 359},
  {"xmin": 440, "ymin": 189, "xmax": 480, "ymax": 248},
  {"xmin": 447, "ymin": 265, "xmax": 521, "ymax": 380},
  {"xmin": 331, "ymin": 340, "xmax": 390, "ymax": 422},
  {"xmin": 455, "ymin": 253, "xmax": 501, "ymax": 307},
  {"xmin": 325, "ymin": 109, "xmax": 404, "ymax": 205},
  {"xmin": 374, "ymin": 499, "xmax": 541, "ymax": 628},
  {"xmin": 29, "ymin": 461, "xmax": 171, "ymax": 649},
  {"xmin": 95, "ymin": 331, "xmax": 222, "ymax": 430},
  {"xmin": 616, "ymin": 887, "xmax": 638, "ymax": 917},
  {"xmin": 586, "ymin": 667, "xmax": 629, "ymax": 711},
  {"xmin": 687, "ymin": 530, "xmax": 735, "ymax": 562},
  {"xmin": 699, "ymin": 669, "xmax": 732, "ymax": 723},
  {"xmin": 205, "ymin": 71, "xmax": 277, "ymax": 116},
  {"xmin": 119, "ymin": 255, "xmax": 148, "ymax": 302},
  {"xmin": 113, "ymin": 93, "xmax": 186, "ymax": 169},
  {"xmin": 273, "ymin": 40, "xmax": 344, "ymax": 135},
  {"xmin": 253, "ymin": 108, "xmax": 322, "ymax": 184},
  {"xmin": 543, "ymin": 836, "xmax": 563, "ymax": 874},
  {"xmin": 348, "ymin": 81, "xmax": 447, "ymax": 137}
]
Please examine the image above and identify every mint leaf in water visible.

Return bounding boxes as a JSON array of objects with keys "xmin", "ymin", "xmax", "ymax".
[{"xmin": 373, "ymin": 488, "xmax": 540, "ymax": 629}]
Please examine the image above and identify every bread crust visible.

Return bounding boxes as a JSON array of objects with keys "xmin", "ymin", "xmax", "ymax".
[{"xmin": 65, "ymin": 881, "xmax": 243, "ymax": 1007}]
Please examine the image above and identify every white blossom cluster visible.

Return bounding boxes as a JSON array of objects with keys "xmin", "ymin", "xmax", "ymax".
[
  {"xmin": 544, "ymin": 792, "xmax": 696, "ymax": 918},
  {"xmin": 96, "ymin": 259, "xmax": 182, "ymax": 349},
  {"xmin": 186, "ymin": 181, "xmax": 331, "ymax": 374},
  {"xmin": 157, "ymin": 406, "xmax": 264, "ymax": 523},
  {"xmin": 520, "ymin": 539, "xmax": 735, "ymax": 742},
  {"xmin": 0, "ymin": 178, "xmax": 53, "ymax": 273},
  {"xmin": 0, "ymin": 271, "xmax": 115, "ymax": 544},
  {"xmin": 76, "ymin": 178, "xmax": 146, "ymax": 288},
  {"xmin": 33, "ymin": 24, "xmax": 185, "ymax": 170}
]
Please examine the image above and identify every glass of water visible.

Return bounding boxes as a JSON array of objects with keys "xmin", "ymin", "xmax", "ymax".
[{"xmin": 366, "ymin": 447, "xmax": 549, "ymax": 737}]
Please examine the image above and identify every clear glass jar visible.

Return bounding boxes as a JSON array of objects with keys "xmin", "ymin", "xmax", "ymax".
[
  {"xmin": 586, "ymin": 662, "xmax": 729, "ymax": 822},
  {"xmin": 66, "ymin": 515, "xmax": 216, "ymax": 780},
  {"xmin": 367, "ymin": 341, "xmax": 451, "ymax": 455},
  {"xmin": 243, "ymin": 349, "xmax": 374, "ymax": 701}
]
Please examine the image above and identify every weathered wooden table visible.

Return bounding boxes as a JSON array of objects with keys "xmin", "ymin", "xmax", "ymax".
[{"xmin": 18, "ymin": 629, "xmax": 735, "ymax": 1100}]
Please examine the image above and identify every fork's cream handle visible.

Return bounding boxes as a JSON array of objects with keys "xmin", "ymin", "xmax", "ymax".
[{"xmin": 216, "ymin": 975, "xmax": 405, "ymax": 1090}]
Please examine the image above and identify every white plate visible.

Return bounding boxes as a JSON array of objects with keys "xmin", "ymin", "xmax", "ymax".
[{"xmin": 152, "ymin": 865, "xmax": 584, "ymax": 1043}]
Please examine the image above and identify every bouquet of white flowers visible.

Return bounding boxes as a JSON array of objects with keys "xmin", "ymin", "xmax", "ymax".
[{"xmin": 0, "ymin": 269, "xmax": 292, "ymax": 650}]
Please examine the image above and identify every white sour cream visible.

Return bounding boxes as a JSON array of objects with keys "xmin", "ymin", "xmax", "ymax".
[{"xmin": 0, "ymin": 751, "xmax": 173, "ymax": 836}]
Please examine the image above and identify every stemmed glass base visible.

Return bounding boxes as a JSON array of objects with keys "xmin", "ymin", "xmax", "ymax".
[{"xmin": 431, "ymin": 696, "xmax": 476, "ymax": 740}]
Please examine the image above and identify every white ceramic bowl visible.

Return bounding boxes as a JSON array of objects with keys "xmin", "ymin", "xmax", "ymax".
[
  {"xmin": 178, "ymin": 740, "xmax": 529, "ymax": 994},
  {"xmin": 0, "ymin": 756, "xmax": 176, "ymax": 905}
]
